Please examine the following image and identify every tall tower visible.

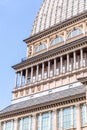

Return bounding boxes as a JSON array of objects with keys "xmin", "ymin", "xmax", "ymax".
[{"xmin": 0, "ymin": 0, "xmax": 87, "ymax": 130}]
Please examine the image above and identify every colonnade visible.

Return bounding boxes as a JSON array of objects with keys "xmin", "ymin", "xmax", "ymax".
[{"xmin": 15, "ymin": 48, "xmax": 87, "ymax": 87}]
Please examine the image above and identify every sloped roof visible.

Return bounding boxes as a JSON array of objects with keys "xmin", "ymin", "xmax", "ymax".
[{"xmin": 0, "ymin": 85, "xmax": 85, "ymax": 115}]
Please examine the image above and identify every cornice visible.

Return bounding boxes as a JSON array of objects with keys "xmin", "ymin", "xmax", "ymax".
[
  {"xmin": 0, "ymin": 93, "xmax": 85, "ymax": 119},
  {"xmin": 24, "ymin": 11, "xmax": 87, "ymax": 44},
  {"xmin": 12, "ymin": 36, "xmax": 87, "ymax": 70}
]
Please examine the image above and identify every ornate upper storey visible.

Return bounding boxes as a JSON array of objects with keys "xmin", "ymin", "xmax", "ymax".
[{"xmin": 31, "ymin": 0, "xmax": 87, "ymax": 36}]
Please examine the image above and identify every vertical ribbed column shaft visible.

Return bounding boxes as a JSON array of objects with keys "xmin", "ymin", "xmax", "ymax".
[
  {"xmin": 73, "ymin": 51, "xmax": 76, "ymax": 70},
  {"xmin": 60, "ymin": 56, "xmax": 63, "ymax": 74},
  {"xmin": 26, "ymin": 69, "xmax": 28, "ymax": 84},
  {"xmin": 20, "ymin": 71, "xmax": 23, "ymax": 86},
  {"xmin": 76, "ymin": 104, "xmax": 81, "ymax": 130},
  {"xmin": 48, "ymin": 61, "xmax": 50, "ymax": 78},
  {"xmin": 67, "ymin": 54, "xmax": 69, "ymax": 72},
  {"xmin": 80, "ymin": 48, "xmax": 83, "ymax": 67},
  {"xmin": 42, "ymin": 62, "xmax": 44, "ymax": 80},
  {"xmin": 31, "ymin": 67, "xmax": 33, "ymax": 83},
  {"xmin": 36, "ymin": 64, "xmax": 39, "ymax": 81},
  {"xmin": 54, "ymin": 58, "xmax": 56, "ymax": 76}
]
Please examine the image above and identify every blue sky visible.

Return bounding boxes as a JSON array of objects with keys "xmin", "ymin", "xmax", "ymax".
[{"xmin": 0, "ymin": 0, "xmax": 43, "ymax": 110}]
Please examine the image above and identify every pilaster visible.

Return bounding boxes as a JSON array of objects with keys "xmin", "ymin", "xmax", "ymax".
[
  {"xmin": 76, "ymin": 104, "xmax": 81, "ymax": 130},
  {"xmin": 32, "ymin": 113, "xmax": 37, "ymax": 130},
  {"xmin": 54, "ymin": 109, "xmax": 58, "ymax": 130},
  {"xmin": 14, "ymin": 118, "xmax": 18, "ymax": 130}
]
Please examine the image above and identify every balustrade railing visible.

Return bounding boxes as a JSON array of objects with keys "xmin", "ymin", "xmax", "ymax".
[{"xmin": 16, "ymin": 59, "xmax": 87, "ymax": 88}]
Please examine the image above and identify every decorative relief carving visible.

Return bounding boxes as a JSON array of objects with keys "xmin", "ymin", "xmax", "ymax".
[
  {"xmin": 15, "ymin": 92, "xmax": 18, "ymax": 98},
  {"xmin": 32, "ymin": 88, "xmax": 35, "ymax": 93},
  {"xmin": 26, "ymin": 89, "xmax": 29, "ymax": 95},
  {"xmin": 37, "ymin": 86, "xmax": 41, "ymax": 92},
  {"xmin": 20, "ymin": 91, "xmax": 23, "ymax": 96},
  {"xmin": 28, "ymin": 45, "xmax": 33, "ymax": 57}
]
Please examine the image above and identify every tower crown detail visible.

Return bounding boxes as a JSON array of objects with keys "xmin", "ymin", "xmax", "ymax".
[{"xmin": 31, "ymin": 0, "xmax": 87, "ymax": 36}]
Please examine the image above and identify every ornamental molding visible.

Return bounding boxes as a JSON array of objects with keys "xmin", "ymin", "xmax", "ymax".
[
  {"xmin": 24, "ymin": 12, "xmax": 87, "ymax": 43},
  {"xmin": 12, "ymin": 37, "xmax": 87, "ymax": 70},
  {"xmin": 13, "ymin": 66, "xmax": 87, "ymax": 93}
]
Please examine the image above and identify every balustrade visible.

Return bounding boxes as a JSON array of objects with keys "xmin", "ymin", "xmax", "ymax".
[{"xmin": 15, "ymin": 49, "xmax": 87, "ymax": 88}]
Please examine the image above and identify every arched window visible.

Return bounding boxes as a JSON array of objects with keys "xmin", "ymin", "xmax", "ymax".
[
  {"xmin": 35, "ymin": 43, "xmax": 47, "ymax": 53},
  {"xmin": 68, "ymin": 28, "xmax": 83, "ymax": 39},
  {"xmin": 51, "ymin": 36, "xmax": 64, "ymax": 46}
]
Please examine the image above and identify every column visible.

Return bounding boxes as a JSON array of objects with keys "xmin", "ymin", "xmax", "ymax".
[
  {"xmin": 3, "ymin": 122, "xmax": 6, "ymax": 130},
  {"xmin": 20, "ymin": 70, "xmax": 23, "ymax": 86},
  {"xmin": 73, "ymin": 51, "xmax": 76, "ymax": 70},
  {"xmin": 32, "ymin": 45, "xmax": 34, "ymax": 54},
  {"xmin": 64, "ymin": 31, "xmax": 67, "ymax": 42},
  {"xmin": 71, "ymin": 106, "xmax": 74, "ymax": 128},
  {"xmin": 76, "ymin": 104, "xmax": 81, "ymax": 130},
  {"xmin": 26, "ymin": 69, "xmax": 28, "ymax": 84},
  {"xmin": 42, "ymin": 62, "xmax": 44, "ymax": 80},
  {"xmin": 83, "ymin": 22, "xmax": 86, "ymax": 35},
  {"xmin": 60, "ymin": 56, "xmax": 63, "ymax": 74},
  {"xmin": 15, "ymin": 72, "xmax": 18, "ymax": 87},
  {"xmin": 14, "ymin": 118, "xmax": 18, "ymax": 130},
  {"xmin": 67, "ymin": 54, "xmax": 69, "ymax": 72},
  {"xmin": 36, "ymin": 64, "xmax": 39, "ymax": 81},
  {"xmin": 31, "ymin": 67, "xmax": 33, "ymax": 83},
  {"xmin": 54, "ymin": 58, "xmax": 56, "ymax": 76},
  {"xmin": 33, "ymin": 114, "xmax": 37, "ymax": 130},
  {"xmin": 47, "ymin": 38, "xmax": 50, "ymax": 51},
  {"xmin": 54, "ymin": 109, "xmax": 57, "ymax": 130},
  {"xmin": 48, "ymin": 61, "xmax": 50, "ymax": 78},
  {"xmin": 80, "ymin": 48, "xmax": 83, "ymax": 67}
]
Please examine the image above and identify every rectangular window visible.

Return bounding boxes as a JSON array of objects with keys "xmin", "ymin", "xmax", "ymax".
[
  {"xmin": 64, "ymin": 108, "xmax": 71, "ymax": 129},
  {"xmin": 58, "ymin": 106, "xmax": 76, "ymax": 129},
  {"xmin": 19, "ymin": 116, "xmax": 33, "ymax": 130},
  {"xmin": 42, "ymin": 113, "xmax": 49, "ymax": 130},
  {"xmin": 23, "ymin": 117, "xmax": 29, "ymax": 130},
  {"xmin": 37, "ymin": 112, "xmax": 54, "ymax": 130},
  {"xmin": 2, "ymin": 121, "xmax": 13, "ymax": 130}
]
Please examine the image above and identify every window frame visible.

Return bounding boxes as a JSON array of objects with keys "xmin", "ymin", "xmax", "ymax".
[{"xmin": 68, "ymin": 28, "xmax": 83, "ymax": 39}]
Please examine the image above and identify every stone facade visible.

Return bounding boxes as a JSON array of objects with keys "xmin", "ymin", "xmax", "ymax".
[{"xmin": 0, "ymin": 0, "xmax": 87, "ymax": 130}]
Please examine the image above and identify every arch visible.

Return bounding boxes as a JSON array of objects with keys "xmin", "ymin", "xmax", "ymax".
[
  {"xmin": 35, "ymin": 43, "xmax": 47, "ymax": 53},
  {"xmin": 50, "ymin": 36, "xmax": 64, "ymax": 46},
  {"xmin": 68, "ymin": 28, "xmax": 83, "ymax": 39}
]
